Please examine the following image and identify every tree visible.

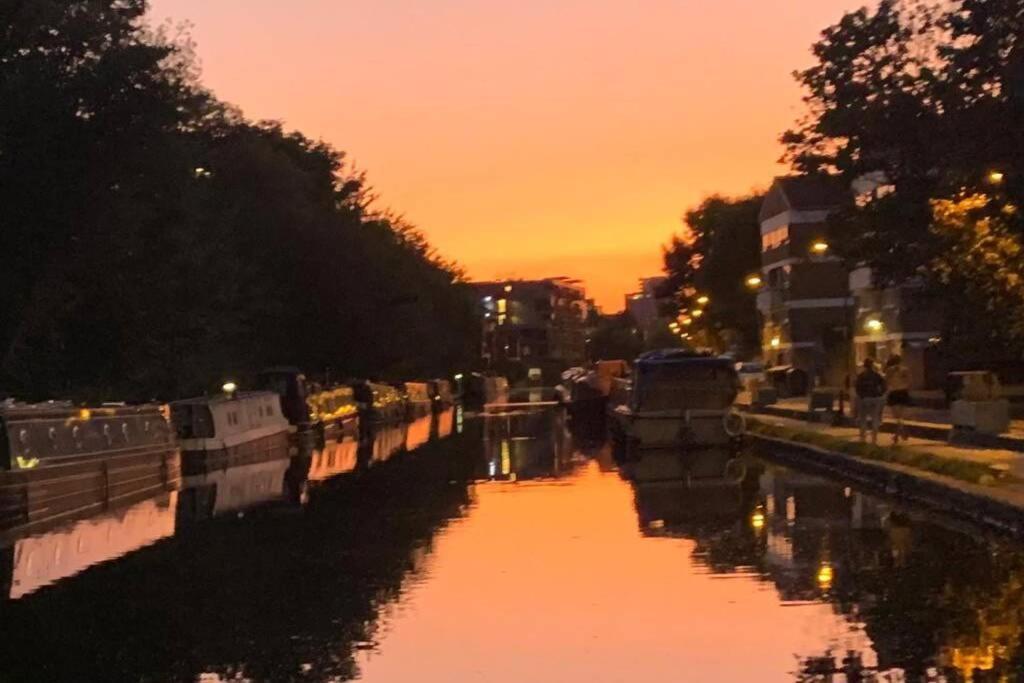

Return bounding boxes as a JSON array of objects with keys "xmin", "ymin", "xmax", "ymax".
[
  {"xmin": 662, "ymin": 194, "xmax": 763, "ymax": 355},
  {"xmin": 783, "ymin": 0, "xmax": 1024, "ymax": 353},
  {"xmin": 0, "ymin": 1, "xmax": 479, "ymax": 400}
]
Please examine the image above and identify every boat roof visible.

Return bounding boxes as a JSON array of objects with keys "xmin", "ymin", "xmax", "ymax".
[
  {"xmin": 171, "ymin": 391, "xmax": 277, "ymax": 407},
  {"xmin": 635, "ymin": 349, "xmax": 733, "ymax": 367}
]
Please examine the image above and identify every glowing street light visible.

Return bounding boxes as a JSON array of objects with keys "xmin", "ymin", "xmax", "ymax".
[
  {"xmin": 989, "ymin": 170, "xmax": 1006, "ymax": 184},
  {"xmin": 692, "ymin": 309, "xmax": 704, "ymax": 318},
  {"xmin": 745, "ymin": 274, "xmax": 762, "ymax": 288},
  {"xmin": 865, "ymin": 318, "xmax": 884, "ymax": 333},
  {"xmin": 696, "ymin": 295, "xmax": 710, "ymax": 306},
  {"xmin": 810, "ymin": 240, "xmax": 830, "ymax": 255},
  {"xmin": 222, "ymin": 381, "xmax": 238, "ymax": 396},
  {"xmin": 817, "ymin": 562, "xmax": 834, "ymax": 589},
  {"xmin": 770, "ymin": 336, "xmax": 781, "ymax": 349},
  {"xmin": 751, "ymin": 507, "xmax": 766, "ymax": 530}
]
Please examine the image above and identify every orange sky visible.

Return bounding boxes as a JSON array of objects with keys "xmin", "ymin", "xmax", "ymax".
[{"xmin": 150, "ymin": 0, "xmax": 864, "ymax": 310}]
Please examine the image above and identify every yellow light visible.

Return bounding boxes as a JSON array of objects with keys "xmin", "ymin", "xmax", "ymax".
[
  {"xmin": 692, "ymin": 309, "xmax": 704, "ymax": 318},
  {"xmin": 497, "ymin": 298, "xmax": 507, "ymax": 314},
  {"xmin": 817, "ymin": 563, "xmax": 834, "ymax": 588},
  {"xmin": 682, "ymin": 317, "xmax": 693, "ymax": 326},
  {"xmin": 504, "ymin": 284, "xmax": 513, "ymax": 293},
  {"xmin": 696, "ymin": 295, "xmax": 710, "ymax": 305},
  {"xmin": 989, "ymin": 170, "xmax": 1005, "ymax": 184},
  {"xmin": 751, "ymin": 510, "xmax": 765, "ymax": 530},
  {"xmin": 745, "ymin": 275, "xmax": 762, "ymax": 288},
  {"xmin": 78, "ymin": 408, "xmax": 92, "ymax": 421},
  {"xmin": 222, "ymin": 381, "xmax": 238, "ymax": 395},
  {"xmin": 811, "ymin": 240, "xmax": 830, "ymax": 254},
  {"xmin": 669, "ymin": 322, "xmax": 679, "ymax": 330},
  {"xmin": 865, "ymin": 318, "xmax": 884, "ymax": 333},
  {"xmin": 770, "ymin": 336, "xmax": 781, "ymax": 349},
  {"xmin": 454, "ymin": 373, "xmax": 464, "ymax": 380}
]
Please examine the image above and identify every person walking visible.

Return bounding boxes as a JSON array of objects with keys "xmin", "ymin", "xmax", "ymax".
[
  {"xmin": 885, "ymin": 355, "xmax": 912, "ymax": 444},
  {"xmin": 854, "ymin": 358, "xmax": 887, "ymax": 444}
]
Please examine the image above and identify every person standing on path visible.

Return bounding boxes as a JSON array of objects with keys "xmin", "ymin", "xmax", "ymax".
[
  {"xmin": 855, "ymin": 358, "xmax": 887, "ymax": 444},
  {"xmin": 885, "ymin": 355, "xmax": 912, "ymax": 444}
]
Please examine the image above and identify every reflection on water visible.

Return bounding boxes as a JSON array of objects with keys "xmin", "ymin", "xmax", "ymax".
[
  {"xmin": 479, "ymin": 408, "xmax": 578, "ymax": 481},
  {"xmin": 5, "ymin": 409, "xmax": 1024, "ymax": 681},
  {"xmin": 178, "ymin": 458, "xmax": 292, "ymax": 524},
  {"xmin": 404, "ymin": 414, "xmax": 433, "ymax": 452},
  {"xmin": 4, "ymin": 492, "xmax": 178, "ymax": 600}
]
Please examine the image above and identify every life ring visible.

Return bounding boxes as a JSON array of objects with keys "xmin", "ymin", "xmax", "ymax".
[{"xmin": 723, "ymin": 410, "xmax": 746, "ymax": 437}]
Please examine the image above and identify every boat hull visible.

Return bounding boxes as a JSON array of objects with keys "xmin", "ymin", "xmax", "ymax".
[
  {"xmin": 0, "ymin": 445, "xmax": 180, "ymax": 537},
  {"xmin": 180, "ymin": 430, "xmax": 291, "ymax": 476},
  {"xmin": 611, "ymin": 408, "xmax": 742, "ymax": 449}
]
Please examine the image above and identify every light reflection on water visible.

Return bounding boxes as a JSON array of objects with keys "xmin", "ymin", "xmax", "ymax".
[{"xmin": 2, "ymin": 408, "xmax": 1024, "ymax": 681}]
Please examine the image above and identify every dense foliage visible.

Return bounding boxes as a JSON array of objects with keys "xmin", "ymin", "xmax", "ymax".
[
  {"xmin": 661, "ymin": 194, "xmax": 763, "ymax": 356},
  {"xmin": 0, "ymin": 1, "xmax": 478, "ymax": 401},
  {"xmin": 782, "ymin": 0, "xmax": 1024, "ymax": 354}
]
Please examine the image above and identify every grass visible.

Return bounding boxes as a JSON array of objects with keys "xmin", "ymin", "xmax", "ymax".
[{"xmin": 746, "ymin": 416, "xmax": 1002, "ymax": 486}]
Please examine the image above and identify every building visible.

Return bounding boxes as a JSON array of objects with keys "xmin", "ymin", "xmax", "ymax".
[
  {"xmin": 470, "ymin": 278, "xmax": 588, "ymax": 379},
  {"xmin": 625, "ymin": 276, "xmax": 671, "ymax": 337},
  {"xmin": 758, "ymin": 176, "xmax": 852, "ymax": 386},
  {"xmin": 758, "ymin": 175, "xmax": 944, "ymax": 390}
]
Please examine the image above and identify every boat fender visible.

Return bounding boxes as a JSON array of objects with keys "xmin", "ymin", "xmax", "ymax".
[{"xmin": 723, "ymin": 411, "xmax": 746, "ymax": 437}]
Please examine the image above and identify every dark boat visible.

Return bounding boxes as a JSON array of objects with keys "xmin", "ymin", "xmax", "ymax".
[
  {"xmin": 351, "ymin": 381, "xmax": 406, "ymax": 428},
  {"xmin": 256, "ymin": 367, "xmax": 359, "ymax": 444},
  {"xmin": 0, "ymin": 402, "xmax": 180, "ymax": 536}
]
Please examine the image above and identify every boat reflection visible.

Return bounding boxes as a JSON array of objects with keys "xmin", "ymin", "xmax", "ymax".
[
  {"xmin": 306, "ymin": 437, "xmax": 360, "ymax": 483},
  {"xmin": 2, "ymin": 491, "xmax": 178, "ymax": 600},
  {"xmin": 366, "ymin": 422, "xmax": 407, "ymax": 466},
  {"xmin": 434, "ymin": 407, "xmax": 455, "ymax": 440},
  {"xmin": 177, "ymin": 457, "xmax": 292, "ymax": 524},
  {"xmin": 404, "ymin": 414, "xmax": 433, "ymax": 453},
  {"xmin": 478, "ymin": 409, "xmax": 578, "ymax": 481}
]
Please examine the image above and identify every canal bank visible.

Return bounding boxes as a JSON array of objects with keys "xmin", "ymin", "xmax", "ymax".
[{"xmin": 742, "ymin": 410, "xmax": 1024, "ymax": 539}]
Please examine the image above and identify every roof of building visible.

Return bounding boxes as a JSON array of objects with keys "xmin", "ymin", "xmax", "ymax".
[{"xmin": 759, "ymin": 175, "xmax": 848, "ymax": 223}]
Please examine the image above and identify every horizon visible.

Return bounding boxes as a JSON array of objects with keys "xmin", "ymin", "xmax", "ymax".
[{"xmin": 149, "ymin": 0, "xmax": 865, "ymax": 310}]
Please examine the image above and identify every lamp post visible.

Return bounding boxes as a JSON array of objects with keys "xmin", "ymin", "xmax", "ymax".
[{"xmin": 810, "ymin": 240, "xmax": 853, "ymax": 425}]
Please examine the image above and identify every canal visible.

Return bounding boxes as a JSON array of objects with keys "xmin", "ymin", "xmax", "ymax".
[{"xmin": 2, "ymin": 408, "xmax": 1024, "ymax": 682}]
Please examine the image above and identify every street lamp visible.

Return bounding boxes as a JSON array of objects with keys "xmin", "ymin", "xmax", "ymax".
[
  {"xmin": 989, "ymin": 170, "xmax": 1006, "ymax": 184},
  {"xmin": 696, "ymin": 295, "xmax": 710, "ymax": 306},
  {"xmin": 811, "ymin": 240, "xmax": 830, "ymax": 255},
  {"xmin": 865, "ymin": 318, "xmax": 884, "ymax": 333},
  {"xmin": 745, "ymin": 274, "xmax": 763, "ymax": 288}
]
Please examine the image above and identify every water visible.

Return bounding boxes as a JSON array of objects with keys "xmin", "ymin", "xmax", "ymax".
[{"xmin": 2, "ymin": 408, "xmax": 1024, "ymax": 682}]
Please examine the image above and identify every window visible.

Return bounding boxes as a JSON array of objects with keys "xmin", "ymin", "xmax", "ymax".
[{"xmin": 761, "ymin": 226, "xmax": 789, "ymax": 252}]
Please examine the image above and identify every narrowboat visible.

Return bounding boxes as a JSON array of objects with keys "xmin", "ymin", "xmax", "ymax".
[
  {"xmin": 557, "ymin": 360, "xmax": 630, "ymax": 426},
  {"xmin": 404, "ymin": 382, "xmax": 433, "ymax": 420},
  {"xmin": 255, "ymin": 367, "xmax": 359, "ymax": 443},
  {"xmin": 170, "ymin": 391, "xmax": 291, "ymax": 477},
  {"xmin": 0, "ymin": 402, "xmax": 180, "ymax": 535},
  {"xmin": 427, "ymin": 379, "xmax": 455, "ymax": 411},
  {"xmin": 609, "ymin": 350, "xmax": 745, "ymax": 449},
  {"xmin": 463, "ymin": 373, "xmax": 510, "ymax": 410},
  {"xmin": 352, "ymin": 381, "xmax": 406, "ymax": 427}
]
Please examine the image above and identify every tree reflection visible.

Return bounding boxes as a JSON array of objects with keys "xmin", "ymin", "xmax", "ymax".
[
  {"xmin": 628, "ymin": 452, "xmax": 1024, "ymax": 682},
  {"xmin": 0, "ymin": 433, "xmax": 479, "ymax": 682}
]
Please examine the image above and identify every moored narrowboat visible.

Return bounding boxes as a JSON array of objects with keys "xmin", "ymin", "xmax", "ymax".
[
  {"xmin": 0, "ymin": 402, "xmax": 180, "ymax": 535},
  {"xmin": 256, "ymin": 367, "xmax": 359, "ymax": 443},
  {"xmin": 170, "ymin": 391, "xmax": 291, "ymax": 476},
  {"xmin": 352, "ymin": 381, "xmax": 406, "ymax": 427},
  {"xmin": 404, "ymin": 382, "xmax": 433, "ymax": 420},
  {"xmin": 609, "ymin": 350, "xmax": 745, "ymax": 449},
  {"xmin": 427, "ymin": 379, "xmax": 455, "ymax": 411}
]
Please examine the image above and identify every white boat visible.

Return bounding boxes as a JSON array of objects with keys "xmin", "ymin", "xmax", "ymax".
[
  {"xmin": 609, "ymin": 350, "xmax": 744, "ymax": 449},
  {"xmin": 170, "ymin": 391, "xmax": 291, "ymax": 476}
]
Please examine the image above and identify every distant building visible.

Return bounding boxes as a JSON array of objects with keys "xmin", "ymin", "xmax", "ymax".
[
  {"xmin": 758, "ymin": 175, "xmax": 943, "ymax": 389},
  {"xmin": 469, "ymin": 278, "xmax": 588, "ymax": 377},
  {"xmin": 625, "ymin": 276, "xmax": 670, "ymax": 335}
]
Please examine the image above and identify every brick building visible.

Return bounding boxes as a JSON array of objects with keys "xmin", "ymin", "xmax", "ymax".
[{"xmin": 470, "ymin": 278, "xmax": 588, "ymax": 379}]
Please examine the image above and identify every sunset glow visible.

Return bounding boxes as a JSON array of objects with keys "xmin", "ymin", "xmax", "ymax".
[{"xmin": 150, "ymin": 0, "xmax": 864, "ymax": 309}]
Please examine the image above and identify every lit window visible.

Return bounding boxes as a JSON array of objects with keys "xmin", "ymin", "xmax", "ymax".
[{"xmin": 497, "ymin": 298, "xmax": 507, "ymax": 314}]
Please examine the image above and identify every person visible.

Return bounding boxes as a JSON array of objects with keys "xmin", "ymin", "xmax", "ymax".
[
  {"xmin": 854, "ymin": 358, "xmax": 887, "ymax": 444},
  {"xmin": 885, "ymin": 355, "xmax": 912, "ymax": 444}
]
